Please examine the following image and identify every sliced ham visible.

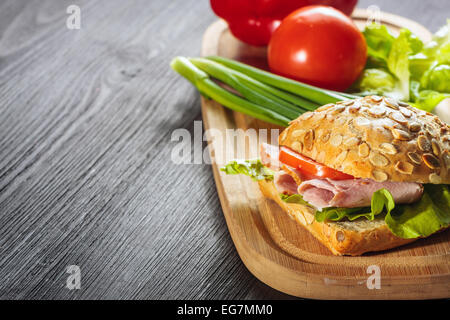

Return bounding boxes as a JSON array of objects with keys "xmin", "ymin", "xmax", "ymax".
[
  {"xmin": 260, "ymin": 143, "xmax": 424, "ymax": 210},
  {"xmin": 274, "ymin": 170, "xmax": 299, "ymax": 195},
  {"xmin": 298, "ymin": 178, "xmax": 424, "ymax": 210}
]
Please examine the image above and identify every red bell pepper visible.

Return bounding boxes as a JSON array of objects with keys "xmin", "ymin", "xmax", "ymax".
[{"xmin": 210, "ymin": 0, "xmax": 358, "ymax": 46}]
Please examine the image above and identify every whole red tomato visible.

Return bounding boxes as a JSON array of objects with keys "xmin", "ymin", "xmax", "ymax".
[{"xmin": 268, "ymin": 5, "xmax": 367, "ymax": 91}]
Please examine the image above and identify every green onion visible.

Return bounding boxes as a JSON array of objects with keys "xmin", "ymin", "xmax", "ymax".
[
  {"xmin": 207, "ymin": 56, "xmax": 353, "ymax": 104},
  {"xmin": 190, "ymin": 57, "xmax": 319, "ymax": 112},
  {"xmin": 239, "ymin": 75, "xmax": 320, "ymax": 111},
  {"xmin": 190, "ymin": 58, "xmax": 307, "ymax": 119},
  {"xmin": 171, "ymin": 55, "xmax": 360, "ymax": 127},
  {"xmin": 171, "ymin": 57, "xmax": 291, "ymax": 126}
]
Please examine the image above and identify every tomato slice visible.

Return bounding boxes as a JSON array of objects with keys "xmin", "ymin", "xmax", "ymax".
[{"xmin": 279, "ymin": 146, "xmax": 354, "ymax": 180}]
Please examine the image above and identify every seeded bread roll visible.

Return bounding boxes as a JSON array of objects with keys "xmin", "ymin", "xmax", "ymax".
[{"xmin": 279, "ymin": 96, "xmax": 450, "ymax": 184}]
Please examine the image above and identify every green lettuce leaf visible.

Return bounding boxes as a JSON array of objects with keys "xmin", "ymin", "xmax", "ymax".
[
  {"xmin": 387, "ymin": 29, "xmax": 413, "ymax": 100},
  {"xmin": 437, "ymin": 42, "xmax": 450, "ymax": 64},
  {"xmin": 279, "ymin": 193, "xmax": 315, "ymax": 208},
  {"xmin": 363, "ymin": 25, "xmax": 422, "ymax": 62},
  {"xmin": 355, "ymin": 21, "xmax": 450, "ymax": 111},
  {"xmin": 409, "ymin": 52, "xmax": 435, "ymax": 81},
  {"xmin": 428, "ymin": 19, "xmax": 450, "ymax": 64},
  {"xmin": 402, "ymin": 28, "xmax": 424, "ymax": 55},
  {"xmin": 315, "ymin": 206, "xmax": 366, "ymax": 222},
  {"xmin": 363, "ymin": 23, "xmax": 395, "ymax": 63},
  {"xmin": 410, "ymin": 80, "xmax": 450, "ymax": 112},
  {"xmin": 351, "ymin": 68, "xmax": 396, "ymax": 94},
  {"xmin": 421, "ymin": 63, "xmax": 450, "ymax": 92},
  {"xmin": 358, "ymin": 26, "xmax": 414, "ymax": 101},
  {"xmin": 220, "ymin": 159, "xmax": 274, "ymax": 181},
  {"xmin": 385, "ymin": 185, "xmax": 450, "ymax": 238}
]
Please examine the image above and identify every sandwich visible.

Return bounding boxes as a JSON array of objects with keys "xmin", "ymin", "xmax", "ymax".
[{"xmin": 221, "ymin": 96, "xmax": 450, "ymax": 256}]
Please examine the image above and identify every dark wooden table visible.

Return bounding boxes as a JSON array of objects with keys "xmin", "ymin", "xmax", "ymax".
[{"xmin": 0, "ymin": 0, "xmax": 448, "ymax": 300}]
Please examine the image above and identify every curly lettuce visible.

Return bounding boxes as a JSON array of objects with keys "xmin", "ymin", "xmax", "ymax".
[
  {"xmin": 353, "ymin": 20, "xmax": 450, "ymax": 111},
  {"xmin": 279, "ymin": 193, "xmax": 311, "ymax": 207},
  {"xmin": 220, "ymin": 159, "xmax": 274, "ymax": 181},
  {"xmin": 363, "ymin": 24, "xmax": 395, "ymax": 63},
  {"xmin": 385, "ymin": 184, "xmax": 450, "ymax": 238},
  {"xmin": 350, "ymin": 68, "xmax": 396, "ymax": 95}
]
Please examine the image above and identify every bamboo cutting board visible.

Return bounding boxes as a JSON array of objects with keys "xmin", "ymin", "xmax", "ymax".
[{"xmin": 200, "ymin": 9, "xmax": 450, "ymax": 299}]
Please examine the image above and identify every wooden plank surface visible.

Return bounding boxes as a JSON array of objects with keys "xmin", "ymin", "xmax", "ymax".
[{"xmin": 0, "ymin": 0, "xmax": 449, "ymax": 299}]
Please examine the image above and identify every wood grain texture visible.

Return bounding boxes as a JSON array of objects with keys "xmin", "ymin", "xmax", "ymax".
[{"xmin": 0, "ymin": 0, "xmax": 448, "ymax": 300}]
